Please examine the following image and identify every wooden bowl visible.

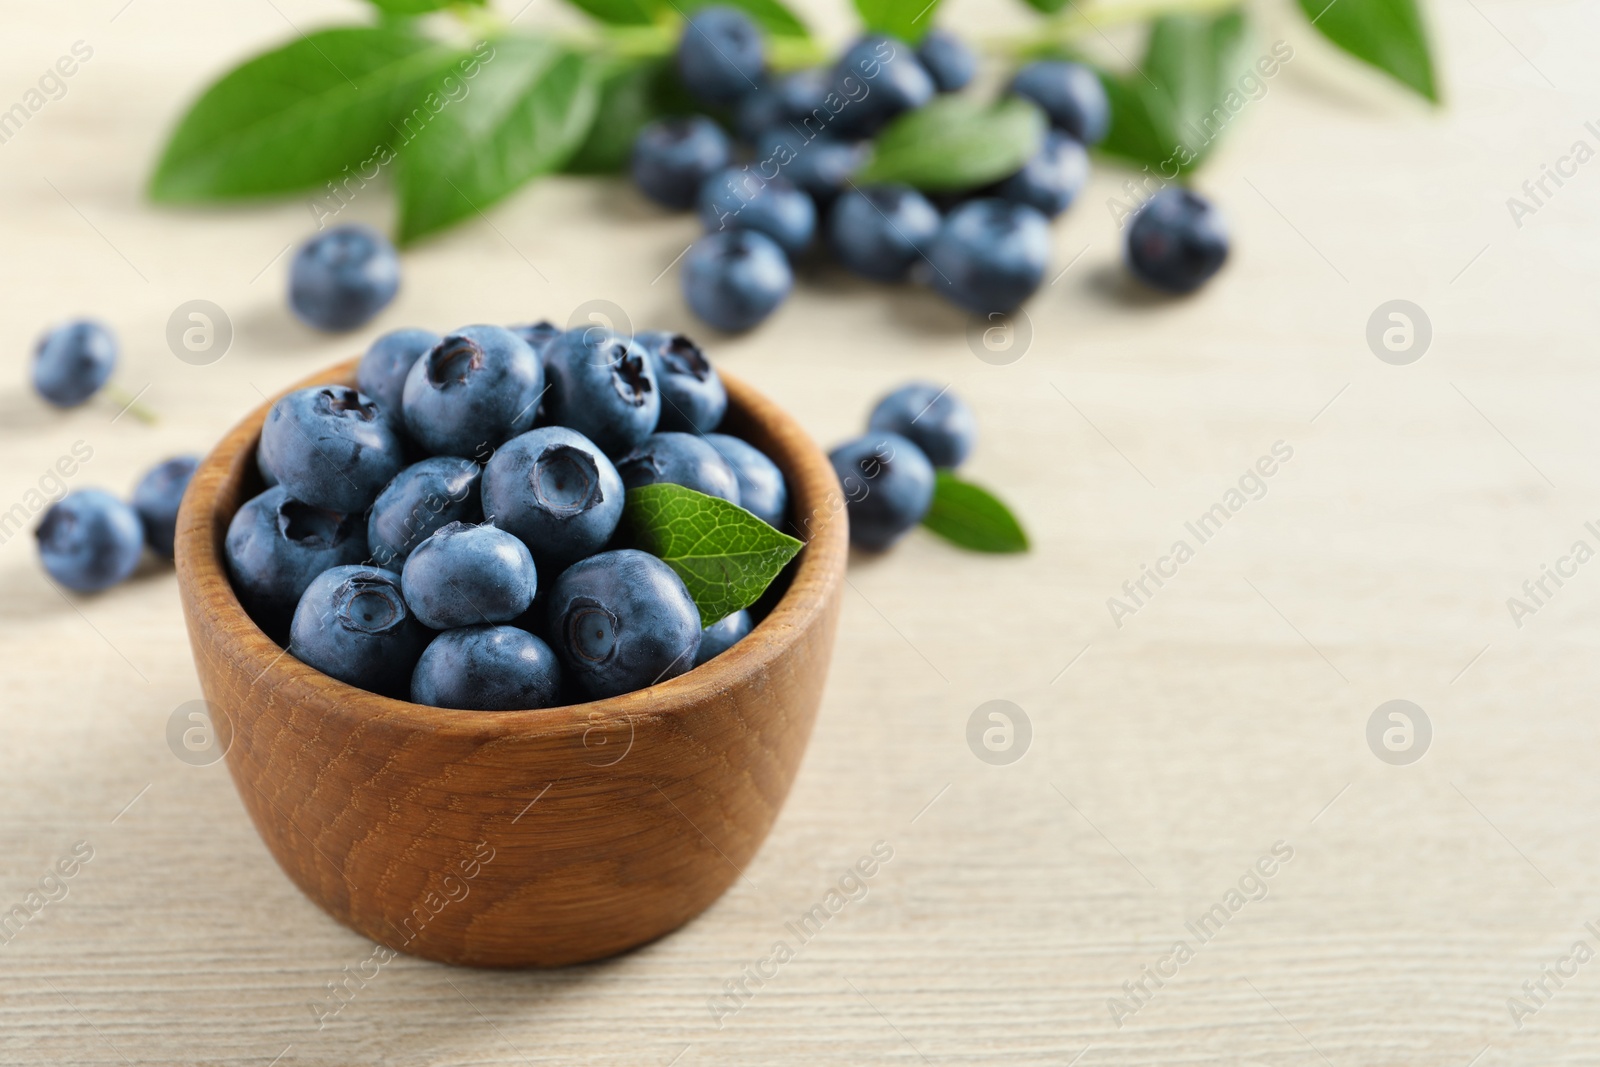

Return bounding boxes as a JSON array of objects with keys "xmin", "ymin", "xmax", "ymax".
[{"xmin": 173, "ymin": 357, "xmax": 847, "ymax": 968}]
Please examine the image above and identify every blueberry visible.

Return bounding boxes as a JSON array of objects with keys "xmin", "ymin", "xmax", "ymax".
[
  {"xmin": 677, "ymin": 6, "xmax": 765, "ymax": 107},
  {"xmin": 756, "ymin": 129, "xmax": 865, "ymax": 201},
  {"xmin": 288, "ymin": 224, "xmax": 400, "ymax": 332},
  {"xmin": 289, "ymin": 565, "xmax": 428, "ymax": 698},
  {"xmin": 400, "ymin": 521, "xmax": 538, "ymax": 630},
  {"xmin": 260, "ymin": 385, "xmax": 406, "ymax": 513},
  {"xmin": 867, "ymin": 382, "xmax": 976, "ymax": 468},
  {"xmin": 481, "ymin": 426, "xmax": 623, "ymax": 564},
  {"xmin": 683, "ymin": 230, "xmax": 793, "ymax": 332},
  {"xmin": 734, "ymin": 68, "xmax": 828, "ymax": 140},
  {"xmin": 35, "ymin": 489, "xmax": 144, "ymax": 593},
  {"xmin": 703, "ymin": 433, "xmax": 787, "ymax": 527},
  {"xmin": 697, "ymin": 167, "xmax": 816, "ymax": 257},
  {"xmin": 32, "ymin": 319, "xmax": 117, "ymax": 409},
  {"xmin": 1009, "ymin": 60, "xmax": 1109, "ymax": 145},
  {"xmin": 1125, "ymin": 188, "xmax": 1230, "ymax": 295},
  {"xmin": 924, "ymin": 199, "xmax": 1051, "ymax": 315},
  {"xmin": 225, "ymin": 486, "xmax": 367, "ymax": 639},
  {"xmin": 541, "ymin": 328, "xmax": 659, "ymax": 456},
  {"xmin": 367, "ymin": 456, "xmax": 483, "ymax": 569},
  {"xmin": 618, "ymin": 432, "xmax": 741, "ymax": 503},
  {"xmin": 411, "ymin": 625, "xmax": 564, "ymax": 710},
  {"xmin": 829, "ymin": 432, "xmax": 935, "ymax": 550},
  {"xmin": 994, "ymin": 131, "xmax": 1089, "ymax": 218},
  {"xmin": 827, "ymin": 184, "xmax": 940, "ymax": 282},
  {"xmin": 636, "ymin": 330, "xmax": 726, "ymax": 433},
  {"xmin": 401, "ymin": 325, "xmax": 544, "ymax": 458},
  {"xmin": 132, "ymin": 454, "xmax": 200, "ymax": 559},
  {"xmin": 695, "ymin": 608, "xmax": 751, "ymax": 666},
  {"xmin": 916, "ymin": 29, "xmax": 976, "ymax": 93},
  {"xmin": 508, "ymin": 320, "xmax": 561, "ymax": 360},
  {"xmin": 831, "ymin": 35, "xmax": 934, "ymax": 138},
  {"xmin": 631, "ymin": 116, "xmax": 732, "ymax": 210},
  {"xmin": 546, "ymin": 549, "xmax": 701, "ymax": 699},
  {"xmin": 357, "ymin": 328, "xmax": 440, "ymax": 414}
]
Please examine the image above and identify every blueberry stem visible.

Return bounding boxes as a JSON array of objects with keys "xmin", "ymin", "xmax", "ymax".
[{"xmin": 104, "ymin": 383, "xmax": 158, "ymax": 426}]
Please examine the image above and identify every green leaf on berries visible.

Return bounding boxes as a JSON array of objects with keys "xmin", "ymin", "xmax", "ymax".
[
  {"xmin": 1296, "ymin": 0, "xmax": 1438, "ymax": 102},
  {"xmin": 857, "ymin": 95, "xmax": 1046, "ymax": 191},
  {"xmin": 626, "ymin": 484, "xmax": 804, "ymax": 625},
  {"xmin": 680, "ymin": 0, "xmax": 810, "ymax": 39},
  {"xmin": 396, "ymin": 38, "xmax": 600, "ymax": 243},
  {"xmin": 854, "ymin": 0, "xmax": 940, "ymax": 43},
  {"xmin": 921, "ymin": 471, "xmax": 1029, "ymax": 554},
  {"xmin": 366, "ymin": 0, "xmax": 484, "ymax": 13},
  {"xmin": 561, "ymin": 0, "xmax": 662, "ymax": 25},
  {"xmin": 148, "ymin": 27, "xmax": 459, "ymax": 201},
  {"xmin": 564, "ymin": 56, "xmax": 696, "ymax": 174}
]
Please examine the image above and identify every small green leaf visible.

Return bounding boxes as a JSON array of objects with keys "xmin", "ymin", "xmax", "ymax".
[
  {"xmin": 626, "ymin": 484, "xmax": 804, "ymax": 625},
  {"xmin": 564, "ymin": 56, "xmax": 695, "ymax": 175},
  {"xmin": 680, "ymin": 0, "xmax": 810, "ymax": 39},
  {"xmin": 366, "ymin": 0, "xmax": 484, "ymax": 13},
  {"xmin": 1296, "ymin": 0, "xmax": 1438, "ymax": 102},
  {"xmin": 921, "ymin": 471, "xmax": 1029, "ymax": 554},
  {"xmin": 854, "ymin": 0, "xmax": 940, "ymax": 43},
  {"xmin": 561, "ymin": 0, "xmax": 662, "ymax": 25},
  {"xmin": 148, "ymin": 27, "xmax": 457, "ymax": 202},
  {"xmin": 396, "ymin": 38, "xmax": 600, "ymax": 243},
  {"xmin": 857, "ymin": 95, "xmax": 1046, "ymax": 191},
  {"xmin": 1016, "ymin": 0, "xmax": 1068, "ymax": 11}
]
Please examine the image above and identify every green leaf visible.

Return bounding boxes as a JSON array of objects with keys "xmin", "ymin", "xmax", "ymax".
[
  {"xmin": 148, "ymin": 27, "xmax": 458, "ymax": 201},
  {"xmin": 1016, "ymin": 0, "xmax": 1068, "ymax": 11},
  {"xmin": 564, "ymin": 56, "xmax": 695, "ymax": 174},
  {"xmin": 854, "ymin": 0, "xmax": 940, "ymax": 42},
  {"xmin": 857, "ymin": 95, "xmax": 1046, "ymax": 191},
  {"xmin": 921, "ymin": 471, "xmax": 1029, "ymax": 554},
  {"xmin": 366, "ymin": 0, "xmax": 484, "ymax": 13},
  {"xmin": 396, "ymin": 38, "xmax": 600, "ymax": 243},
  {"xmin": 561, "ymin": 0, "xmax": 662, "ymax": 25},
  {"xmin": 1296, "ymin": 0, "xmax": 1437, "ymax": 101},
  {"xmin": 679, "ymin": 0, "xmax": 809, "ymax": 39},
  {"xmin": 625, "ymin": 484, "xmax": 804, "ymax": 625}
]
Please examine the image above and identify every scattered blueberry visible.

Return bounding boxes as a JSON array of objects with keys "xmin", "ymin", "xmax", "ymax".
[
  {"xmin": 683, "ymin": 230, "xmax": 793, "ymax": 332},
  {"xmin": 734, "ymin": 68, "xmax": 828, "ymax": 140},
  {"xmin": 916, "ymin": 29, "xmax": 976, "ymax": 93},
  {"xmin": 868, "ymin": 382, "xmax": 976, "ymax": 468},
  {"xmin": 831, "ymin": 35, "xmax": 934, "ymax": 138},
  {"xmin": 289, "ymin": 565, "xmax": 428, "ymax": 698},
  {"xmin": 828, "ymin": 184, "xmax": 941, "ymax": 282},
  {"xmin": 546, "ymin": 549, "xmax": 701, "ymax": 699},
  {"xmin": 994, "ymin": 130, "xmax": 1089, "ymax": 218},
  {"xmin": 695, "ymin": 608, "xmax": 752, "ymax": 666},
  {"xmin": 636, "ymin": 331, "xmax": 727, "ymax": 433},
  {"xmin": 132, "ymin": 454, "xmax": 200, "ymax": 559},
  {"xmin": 35, "ymin": 489, "xmax": 144, "ymax": 593},
  {"xmin": 225, "ymin": 486, "xmax": 367, "ymax": 639},
  {"xmin": 1125, "ymin": 187, "xmax": 1230, "ymax": 295},
  {"xmin": 697, "ymin": 167, "xmax": 816, "ymax": 258},
  {"xmin": 357, "ymin": 328, "xmax": 440, "ymax": 414},
  {"xmin": 260, "ymin": 385, "xmax": 406, "ymax": 513},
  {"xmin": 631, "ymin": 116, "xmax": 732, "ymax": 210},
  {"xmin": 829, "ymin": 432, "xmax": 935, "ymax": 550},
  {"xmin": 411, "ymin": 625, "xmax": 563, "ymax": 711},
  {"xmin": 1009, "ymin": 60, "xmax": 1110, "ymax": 146},
  {"xmin": 924, "ymin": 199, "xmax": 1051, "ymax": 315},
  {"xmin": 481, "ymin": 426, "xmax": 624, "ymax": 564},
  {"xmin": 288, "ymin": 224, "xmax": 400, "ymax": 332},
  {"xmin": 757, "ymin": 130, "xmax": 865, "ymax": 202},
  {"xmin": 541, "ymin": 328, "xmax": 660, "ymax": 457},
  {"xmin": 400, "ymin": 521, "xmax": 538, "ymax": 630},
  {"xmin": 32, "ymin": 319, "xmax": 117, "ymax": 409},
  {"xmin": 367, "ymin": 456, "xmax": 482, "ymax": 569},
  {"xmin": 703, "ymin": 433, "xmax": 787, "ymax": 527},
  {"xmin": 677, "ymin": 6, "xmax": 765, "ymax": 107},
  {"xmin": 401, "ymin": 325, "xmax": 544, "ymax": 458},
  {"xmin": 618, "ymin": 432, "xmax": 741, "ymax": 503}
]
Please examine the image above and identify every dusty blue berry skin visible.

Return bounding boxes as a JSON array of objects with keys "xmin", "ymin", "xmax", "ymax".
[
  {"xmin": 757, "ymin": 130, "xmax": 864, "ymax": 201},
  {"xmin": 631, "ymin": 116, "xmax": 732, "ymax": 210},
  {"xmin": 546, "ymin": 549, "xmax": 701, "ymax": 699},
  {"xmin": 994, "ymin": 131, "xmax": 1089, "ymax": 218},
  {"xmin": 288, "ymin": 225, "xmax": 400, "ymax": 332},
  {"xmin": 367, "ymin": 456, "xmax": 482, "ymax": 570},
  {"xmin": 261, "ymin": 386, "xmax": 406, "ymax": 514},
  {"xmin": 916, "ymin": 29, "xmax": 976, "ymax": 92},
  {"xmin": 509, "ymin": 320, "xmax": 561, "ymax": 360},
  {"xmin": 411, "ymin": 625, "xmax": 564, "ymax": 710},
  {"xmin": 925, "ymin": 199, "xmax": 1051, "ymax": 315},
  {"xmin": 33, "ymin": 319, "xmax": 117, "ymax": 408},
  {"xmin": 1009, "ymin": 60, "xmax": 1109, "ymax": 145},
  {"xmin": 868, "ymin": 382, "xmax": 977, "ymax": 468},
  {"xmin": 829, "ymin": 432, "xmax": 935, "ymax": 551},
  {"xmin": 618, "ymin": 433, "xmax": 741, "ymax": 503},
  {"xmin": 677, "ymin": 6, "xmax": 765, "ymax": 107},
  {"xmin": 695, "ymin": 608, "xmax": 751, "ymax": 666},
  {"xmin": 132, "ymin": 455, "xmax": 200, "ymax": 559},
  {"xmin": 400, "ymin": 521, "xmax": 538, "ymax": 630},
  {"xmin": 698, "ymin": 168, "xmax": 816, "ymax": 258},
  {"xmin": 734, "ymin": 68, "xmax": 828, "ymax": 140},
  {"xmin": 35, "ymin": 489, "xmax": 144, "ymax": 593},
  {"xmin": 703, "ymin": 433, "xmax": 786, "ymax": 527},
  {"xmin": 358, "ymin": 328, "xmax": 440, "ymax": 415},
  {"xmin": 683, "ymin": 230, "xmax": 793, "ymax": 333},
  {"xmin": 828, "ymin": 184, "xmax": 940, "ymax": 282},
  {"xmin": 635, "ymin": 331, "xmax": 726, "ymax": 434},
  {"xmin": 541, "ymin": 328, "xmax": 660, "ymax": 457},
  {"xmin": 225, "ymin": 486, "xmax": 367, "ymax": 641},
  {"xmin": 289, "ymin": 565, "xmax": 428, "ymax": 698},
  {"xmin": 1125, "ymin": 188, "xmax": 1230, "ymax": 295},
  {"xmin": 831, "ymin": 35, "xmax": 934, "ymax": 138},
  {"xmin": 401, "ymin": 325, "xmax": 544, "ymax": 458},
  {"xmin": 481, "ymin": 426, "xmax": 625, "ymax": 565}
]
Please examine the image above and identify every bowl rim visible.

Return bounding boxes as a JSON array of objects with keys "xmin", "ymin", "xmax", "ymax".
[{"xmin": 174, "ymin": 356, "xmax": 848, "ymax": 739}]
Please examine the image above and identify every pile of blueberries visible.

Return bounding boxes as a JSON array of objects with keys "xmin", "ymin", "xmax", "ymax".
[
  {"xmin": 632, "ymin": 7, "xmax": 1230, "ymax": 333},
  {"xmin": 227, "ymin": 321, "xmax": 790, "ymax": 710}
]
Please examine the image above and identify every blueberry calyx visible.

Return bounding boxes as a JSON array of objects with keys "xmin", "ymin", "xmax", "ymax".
[
  {"xmin": 657, "ymin": 334, "xmax": 712, "ymax": 382},
  {"xmin": 566, "ymin": 598, "xmax": 619, "ymax": 663},
  {"xmin": 426, "ymin": 336, "xmax": 485, "ymax": 388},
  {"xmin": 277, "ymin": 499, "xmax": 354, "ymax": 547},
  {"xmin": 334, "ymin": 574, "xmax": 408, "ymax": 634},
  {"xmin": 318, "ymin": 386, "xmax": 378, "ymax": 421},
  {"xmin": 612, "ymin": 350, "xmax": 654, "ymax": 409},
  {"xmin": 35, "ymin": 508, "xmax": 77, "ymax": 552},
  {"xmin": 532, "ymin": 445, "xmax": 603, "ymax": 515}
]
